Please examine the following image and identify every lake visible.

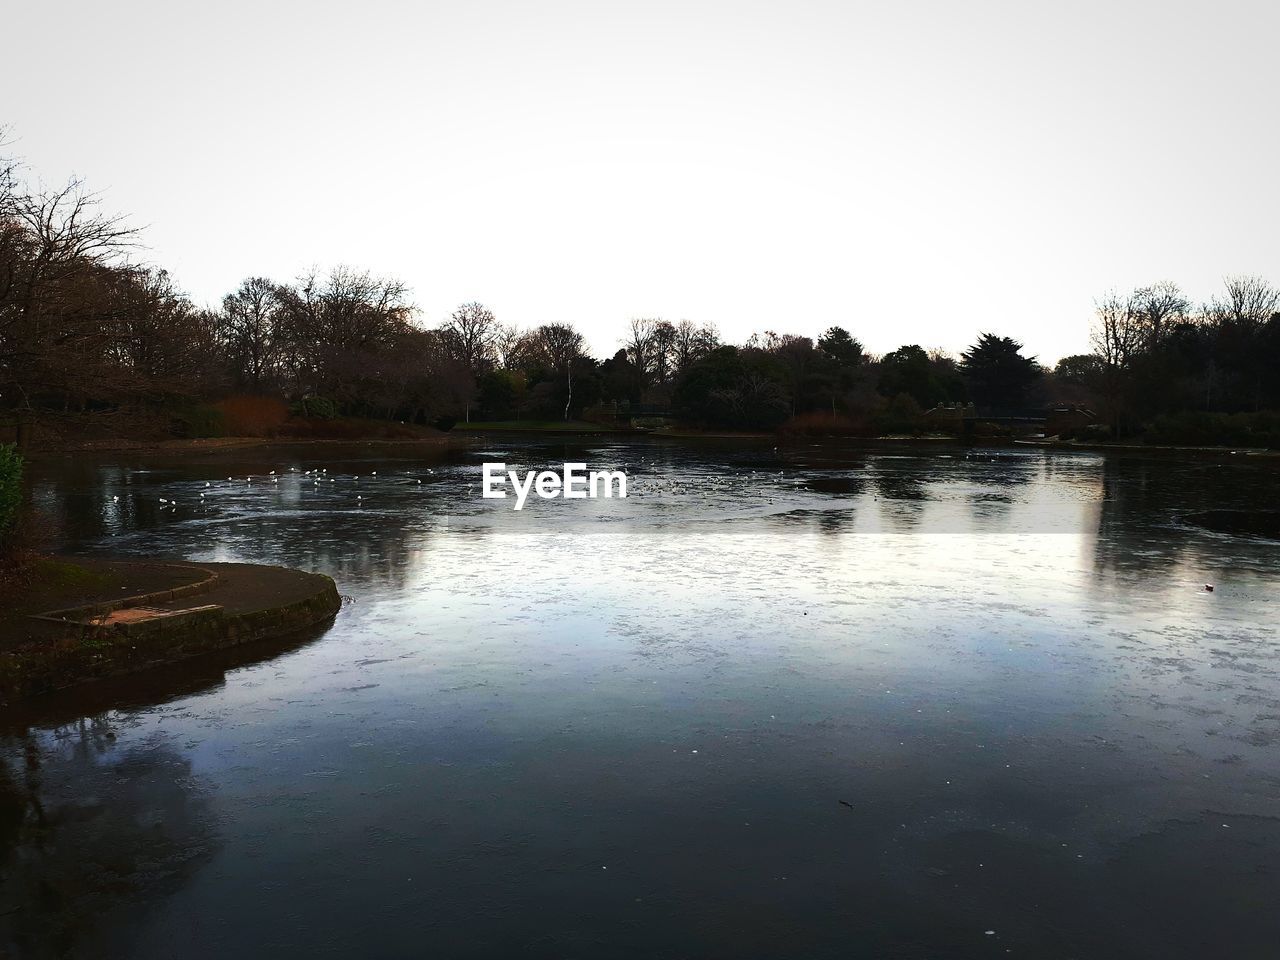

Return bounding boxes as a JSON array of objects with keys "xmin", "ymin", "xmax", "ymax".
[{"xmin": 3, "ymin": 437, "xmax": 1279, "ymax": 958}]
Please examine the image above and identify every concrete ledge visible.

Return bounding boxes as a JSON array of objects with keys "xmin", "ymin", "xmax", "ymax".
[
  {"xmin": 32, "ymin": 564, "xmax": 221, "ymax": 625},
  {"xmin": 1, "ymin": 562, "xmax": 342, "ymax": 703}
]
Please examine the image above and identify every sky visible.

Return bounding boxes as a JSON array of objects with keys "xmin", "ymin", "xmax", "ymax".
[{"xmin": 4, "ymin": 0, "xmax": 1278, "ymax": 364}]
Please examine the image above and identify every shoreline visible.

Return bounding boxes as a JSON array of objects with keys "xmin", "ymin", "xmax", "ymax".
[
  {"xmin": 21, "ymin": 434, "xmax": 456, "ymax": 460},
  {"xmin": 10, "ymin": 420, "xmax": 1277, "ymax": 459},
  {"xmin": 0, "ymin": 557, "xmax": 342, "ymax": 703},
  {"xmin": 447, "ymin": 423, "xmax": 1280, "ymax": 456}
]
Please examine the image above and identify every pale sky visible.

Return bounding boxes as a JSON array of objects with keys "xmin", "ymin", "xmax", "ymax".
[{"xmin": 5, "ymin": 0, "xmax": 1278, "ymax": 364}]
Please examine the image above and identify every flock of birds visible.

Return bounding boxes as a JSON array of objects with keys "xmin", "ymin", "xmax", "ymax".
[
  {"xmin": 107, "ymin": 457, "xmax": 812, "ymax": 517},
  {"xmin": 109, "ymin": 452, "xmax": 1041, "ymax": 520},
  {"xmin": 626, "ymin": 468, "xmax": 796, "ymax": 507},
  {"xmin": 107, "ymin": 447, "xmax": 1037, "ymax": 518},
  {"xmin": 113, "ymin": 465, "xmax": 441, "ymax": 513}
]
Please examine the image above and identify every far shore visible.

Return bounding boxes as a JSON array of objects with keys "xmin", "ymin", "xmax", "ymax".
[
  {"xmin": 11, "ymin": 422, "xmax": 1277, "ymax": 461},
  {"xmin": 20, "ymin": 434, "xmax": 456, "ymax": 460},
  {"xmin": 453, "ymin": 419, "xmax": 635, "ymax": 434},
  {"xmin": 442, "ymin": 420, "xmax": 1280, "ymax": 455}
]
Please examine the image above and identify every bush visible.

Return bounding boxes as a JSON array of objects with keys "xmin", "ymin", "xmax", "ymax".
[
  {"xmin": 216, "ymin": 396, "xmax": 290, "ymax": 436},
  {"xmin": 171, "ymin": 404, "xmax": 227, "ymax": 438},
  {"xmin": 778, "ymin": 412, "xmax": 874, "ymax": 438},
  {"xmin": 292, "ymin": 395, "xmax": 339, "ymax": 420},
  {"xmin": 0, "ymin": 444, "xmax": 23, "ymax": 550},
  {"xmin": 1145, "ymin": 411, "xmax": 1280, "ymax": 448},
  {"xmin": 274, "ymin": 416, "xmax": 429, "ymax": 440},
  {"xmin": 968, "ymin": 420, "xmax": 1013, "ymax": 439},
  {"xmin": 1069, "ymin": 423, "xmax": 1112, "ymax": 442},
  {"xmin": 873, "ymin": 393, "xmax": 925, "ymax": 436}
]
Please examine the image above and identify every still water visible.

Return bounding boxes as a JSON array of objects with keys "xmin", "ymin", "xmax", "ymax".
[{"xmin": 3, "ymin": 438, "xmax": 1279, "ymax": 958}]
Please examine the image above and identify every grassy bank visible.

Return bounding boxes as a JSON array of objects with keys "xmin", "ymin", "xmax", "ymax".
[
  {"xmin": 454, "ymin": 420, "xmax": 632, "ymax": 434},
  {"xmin": 2, "ymin": 408, "xmax": 452, "ymax": 456}
]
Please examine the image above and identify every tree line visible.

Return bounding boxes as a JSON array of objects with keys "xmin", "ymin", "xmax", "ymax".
[
  {"xmin": 3, "ymin": 146, "xmax": 1278, "ymax": 446},
  {"xmin": 1061, "ymin": 278, "xmax": 1280, "ymax": 441}
]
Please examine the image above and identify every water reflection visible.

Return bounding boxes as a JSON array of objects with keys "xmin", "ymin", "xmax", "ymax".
[
  {"xmin": 5, "ymin": 439, "xmax": 1280, "ymax": 958},
  {"xmin": 0, "ymin": 722, "xmax": 218, "ymax": 959}
]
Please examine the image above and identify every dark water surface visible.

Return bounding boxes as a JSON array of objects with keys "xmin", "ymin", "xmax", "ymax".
[{"xmin": 3, "ymin": 438, "xmax": 1279, "ymax": 958}]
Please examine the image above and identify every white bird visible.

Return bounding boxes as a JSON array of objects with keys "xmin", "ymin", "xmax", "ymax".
[
  {"xmin": 269, "ymin": 470, "xmax": 276, "ymax": 475},
  {"xmin": 205, "ymin": 481, "xmax": 211, "ymax": 487},
  {"xmin": 112, "ymin": 495, "xmax": 119, "ymax": 502}
]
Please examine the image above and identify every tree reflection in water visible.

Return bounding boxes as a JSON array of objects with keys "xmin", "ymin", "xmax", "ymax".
[{"xmin": 0, "ymin": 719, "xmax": 217, "ymax": 958}]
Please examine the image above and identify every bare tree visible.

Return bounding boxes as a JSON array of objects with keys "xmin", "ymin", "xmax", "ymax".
[
  {"xmin": 673, "ymin": 319, "xmax": 718, "ymax": 372},
  {"xmin": 623, "ymin": 317, "xmax": 658, "ymax": 392},
  {"xmin": 1092, "ymin": 292, "xmax": 1142, "ymax": 370},
  {"xmin": 0, "ymin": 176, "xmax": 138, "ymax": 446},
  {"xmin": 439, "ymin": 302, "xmax": 498, "ymax": 421},
  {"xmin": 1202, "ymin": 276, "xmax": 1280, "ymax": 410},
  {"xmin": 531, "ymin": 323, "xmax": 585, "ymax": 420},
  {"xmin": 106, "ymin": 268, "xmax": 214, "ymax": 394},
  {"xmin": 493, "ymin": 322, "xmax": 526, "ymax": 370},
  {"xmin": 1091, "ymin": 291, "xmax": 1144, "ymax": 434},
  {"xmin": 275, "ymin": 267, "xmax": 413, "ymax": 407},
  {"xmin": 1131, "ymin": 281, "xmax": 1189, "ymax": 346},
  {"xmin": 443, "ymin": 301, "xmax": 497, "ymax": 371},
  {"xmin": 0, "ymin": 128, "xmax": 16, "ymax": 210},
  {"xmin": 220, "ymin": 277, "xmax": 285, "ymax": 391},
  {"xmin": 0, "ymin": 143, "xmax": 26, "ymax": 353},
  {"xmin": 1205, "ymin": 275, "xmax": 1279, "ymax": 333}
]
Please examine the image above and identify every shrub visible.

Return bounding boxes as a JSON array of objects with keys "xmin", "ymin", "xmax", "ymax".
[
  {"xmin": 968, "ymin": 420, "xmax": 1013, "ymax": 439},
  {"xmin": 171, "ymin": 404, "xmax": 227, "ymax": 438},
  {"xmin": 778, "ymin": 412, "xmax": 874, "ymax": 438},
  {"xmin": 216, "ymin": 396, "xmax": 290, "ymax": 436},
  {"xmin": 1145, "ymin": 411, "xmax": 1280, "ymax": 449},
  {"xmin": 274, "ymin": 416, "xmax": 428, "ymax": 440},
  {"xmin": 873, "ymin": 393, "xmax": 925, "ymax": 436},
  {"xmin": 291, "ymin": 395, "xmax": 339, "ymax": 420},
  {"xmin": 1067, "ymin": 423, "xmax": 1112, "ymax": 442},
  {"xmin": 0, "ymin": 444, "xmax": 23, "ymax": 550}
]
